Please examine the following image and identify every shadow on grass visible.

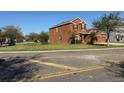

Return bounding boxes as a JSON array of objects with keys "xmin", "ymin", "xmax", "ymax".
[
  {"xmin": 105, "ymin": 61, "xmax": 124, "ymax": 79},
  {"xmin": 0, "ymin": 56, "xmax": 43, "ymax": 82}
]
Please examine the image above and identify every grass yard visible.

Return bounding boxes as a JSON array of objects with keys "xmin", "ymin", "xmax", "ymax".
[{"xmin": 0, "ymin": 42, "xmax": 123, "ymax": 51}]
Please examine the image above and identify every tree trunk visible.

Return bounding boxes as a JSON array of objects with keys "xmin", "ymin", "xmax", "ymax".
[
  {"xmin": 107, "ymin": 30, "xmax": 110, "ymax": 47},
  {"xmin": 0, "ymin": 38, "xmax": 3, "ymax": 46},
  {"xmin": 107, "ymin": 39, "xmax": 109, "ymax": 47}
]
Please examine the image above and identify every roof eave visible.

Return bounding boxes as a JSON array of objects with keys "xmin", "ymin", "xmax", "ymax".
[{"xmin": 49, "ymin": 22, "xmax": 72, "ymax": 29}]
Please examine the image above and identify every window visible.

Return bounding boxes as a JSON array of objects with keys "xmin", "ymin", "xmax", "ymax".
[
  {"xmin": 79, "ymin": 24, "xmax": 82, "ymax": 29},
  {"xmin": 56, "ymin": 28, "xmax": 58, "ymax": 32},
  {"xmin": 77, "ymin": 25, "xmax": 78, "ymax": 30},
  {"xmin": 81, "ymin": 23, "xmax": 86, "ymax": 29},
  {"xmin": 59, "ymin": 35, "xmax": 62, "ymax": 40},
  {"xmin": 84, "ymin": 24, "xmax": 86, "ymax": 29},
  {"xmin": 81, "ymin": 24, "xmax": 84, "ymax": 29},
  {"xmin": 73, "ymin": 24, "xmax": 77, "ymax": 30}
]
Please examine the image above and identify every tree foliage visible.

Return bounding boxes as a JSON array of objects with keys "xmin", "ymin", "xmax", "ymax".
[
  {"xmin": 88, "ymin": 32, "xmax": 97, "ymax": 44},
  {"xmin": 25, "ymin": 31, "xmax": 49, "ymax": 43},
  {"xmin": 39, "ymin": 31, "xmax": 49, "ymax": 43},
  {"xmin": 2, "ymin": 25, "xmax": 24, "ymax": 42},
  {"xmin": 92, "ymin": 12, "xmax": 123, "ymax": 46},
  {"xmin": 0, "ymin": 25, "xmax": 24, "ymax": 46},
  {"xmin": 26, "ymin": 32, "xmax": 40, "ymax": 42}
]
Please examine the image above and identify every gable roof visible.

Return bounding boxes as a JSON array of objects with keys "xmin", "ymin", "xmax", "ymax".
[{"xmin": 49, "ymin": 18, "xmax": 85, "ymax": 29}]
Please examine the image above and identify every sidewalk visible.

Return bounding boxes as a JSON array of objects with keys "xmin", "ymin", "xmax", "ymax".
[
  {"xmin": 0, "ymin": 47, "xmax": 124, "ymax": 53},
  {"xmin": 95, "ymin": 42, "xmax": 124, "ymax": 46}
]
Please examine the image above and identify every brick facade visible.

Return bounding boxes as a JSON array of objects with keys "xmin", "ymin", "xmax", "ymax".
[
  {"xmin": 49, "ymin": 18, "xmax": 106, "ymax": 44},
  {"xmin": 49, "ymin": 23, "xmax": 73, "ymax": 44}
]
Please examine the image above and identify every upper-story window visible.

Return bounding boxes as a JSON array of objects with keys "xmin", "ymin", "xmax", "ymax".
[
  {"xmin": 84, "ymin": 24, "xmax": 86, "ymax": 29},
  {"xmin": 81, "ymin": 23, "xmax": 86, "ymax": 29},
  {"xmin": 79, "ymin": 24, "xmax": 82, "ymax": 30},
  {"xmin": 73, "ymin": 24, "xmax": 78, "ymax": 30},
  {"xmin": 56, "ymin": 28, "xmax": 58, "ymax": 32}
]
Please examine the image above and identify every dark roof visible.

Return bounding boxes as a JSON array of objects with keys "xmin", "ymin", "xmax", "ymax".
[
  {"xmin": 50, "ymin": 21, "xmax": 71, "ymax": 29},
  {"xmin": 49, "ymin": 18, "xmax": 85, "ymax": 29}
]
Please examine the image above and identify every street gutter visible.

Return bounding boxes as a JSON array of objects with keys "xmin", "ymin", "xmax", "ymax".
[{"xmin": 0, "ymin": 47, "xmax": 124, "ymax": 53}]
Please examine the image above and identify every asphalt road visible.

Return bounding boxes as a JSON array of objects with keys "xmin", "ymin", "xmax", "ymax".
[{"xmin": 1, "ymin": 48, "xmax": 124, "ymax": 82}]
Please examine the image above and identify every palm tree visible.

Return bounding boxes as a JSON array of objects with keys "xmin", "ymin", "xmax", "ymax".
[
  {"xmin": 70, "ymin": 31, "xmax": 76, "ymax": 44},
  {"xmin": 88, "ymin": 32, "xmax": 97, "ymax": 45},
  {"xmin": 92, "ymin": 12, "xmax": 123, "ymax": 46}
]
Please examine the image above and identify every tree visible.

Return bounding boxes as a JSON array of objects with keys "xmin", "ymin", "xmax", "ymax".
[
  {"xmin": 88, "ymin": 32, "xmax": 97, "ymax": 45},
  {"xmin": 0, "ymin": 29, "xmax": 4, "ymax": 46},
  {"xmin": 70, "ymin": 31, "xmax": 76, "ymax": 44},
  {"xmin": 39, "ymin": 31, "xmax": 49, "ymax": 43},
  {"xmin": 26, "ymin": 32, "xmax": 40, "ymax": 42},
  {"xmin": 2, "ymin": 25, "xmax": 24, "ymax": 46},
  {"xmin": 92, "ymin": 12, "xmax": 123, "ymax": 46}
]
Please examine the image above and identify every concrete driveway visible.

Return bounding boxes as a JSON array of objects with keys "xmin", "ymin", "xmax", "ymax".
[{"xmin": 1, "ymin": 48, "xmax": 124, "ymax": 82}]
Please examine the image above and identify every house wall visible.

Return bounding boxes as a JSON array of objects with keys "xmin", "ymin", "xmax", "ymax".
[
  {"xmin": 109, "ymin": 31, "xmax": 124, "ymax": 42},
  {"xmin": 49, "ymin": 23, "xmax": 73, "ymax": 44},
  {"xmin": 96, "ymin": 35, "xmax": 106, "ymax": 43},
  {"xmin": 96, "ymin": 32, "xmax": 106, "ymax": 43}
]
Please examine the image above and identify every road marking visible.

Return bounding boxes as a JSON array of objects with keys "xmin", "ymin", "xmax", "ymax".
[
  {"xmin": 40, "ymin": 55, "xmax": 100, "ymax": 59},
  {"xmin": 30, "ymin": 59, "xmax": 78, "ymax": 70},
  {"xmin": 26, "ymin": 63, "xmax": 110, "ymax": 81},
  {"xmin": 106, "ymin": 60, "xmax": 121, "ymax": 64},
  {"xmin": 18, "ymin": 59, "xmax": 121, "ymax": 81},
  {"xmin": 40, "ymin": 56, "xmax": 79, "ymax": 59}
]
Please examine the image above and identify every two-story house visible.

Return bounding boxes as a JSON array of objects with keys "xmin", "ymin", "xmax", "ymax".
[{"xmin": 49, "ymin": 18, "xmax": 106, "ymax": 44}]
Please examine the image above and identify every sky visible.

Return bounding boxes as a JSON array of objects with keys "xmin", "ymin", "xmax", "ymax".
[{"xmin": 0, "ymin": 11, "xmax": 124, "ymax": 35}]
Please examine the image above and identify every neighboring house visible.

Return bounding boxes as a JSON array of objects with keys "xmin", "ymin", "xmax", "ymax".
[
  {"xmin": 49, "ymin": 18, "xmax": 106, "ymax": 44},
  {"xmin": 109, "ymin": 27, "xmax": 124, "ymax": 42}
]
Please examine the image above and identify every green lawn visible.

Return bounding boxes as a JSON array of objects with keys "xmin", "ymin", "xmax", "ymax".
[{"xmin": 0, "ymin": 43, "xmax": 123, "ymax": 51}]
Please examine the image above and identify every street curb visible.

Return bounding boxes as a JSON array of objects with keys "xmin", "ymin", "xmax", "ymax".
[{"xmin": 0, "ymin": 47, "xmax": 124, "ymax": 53}]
